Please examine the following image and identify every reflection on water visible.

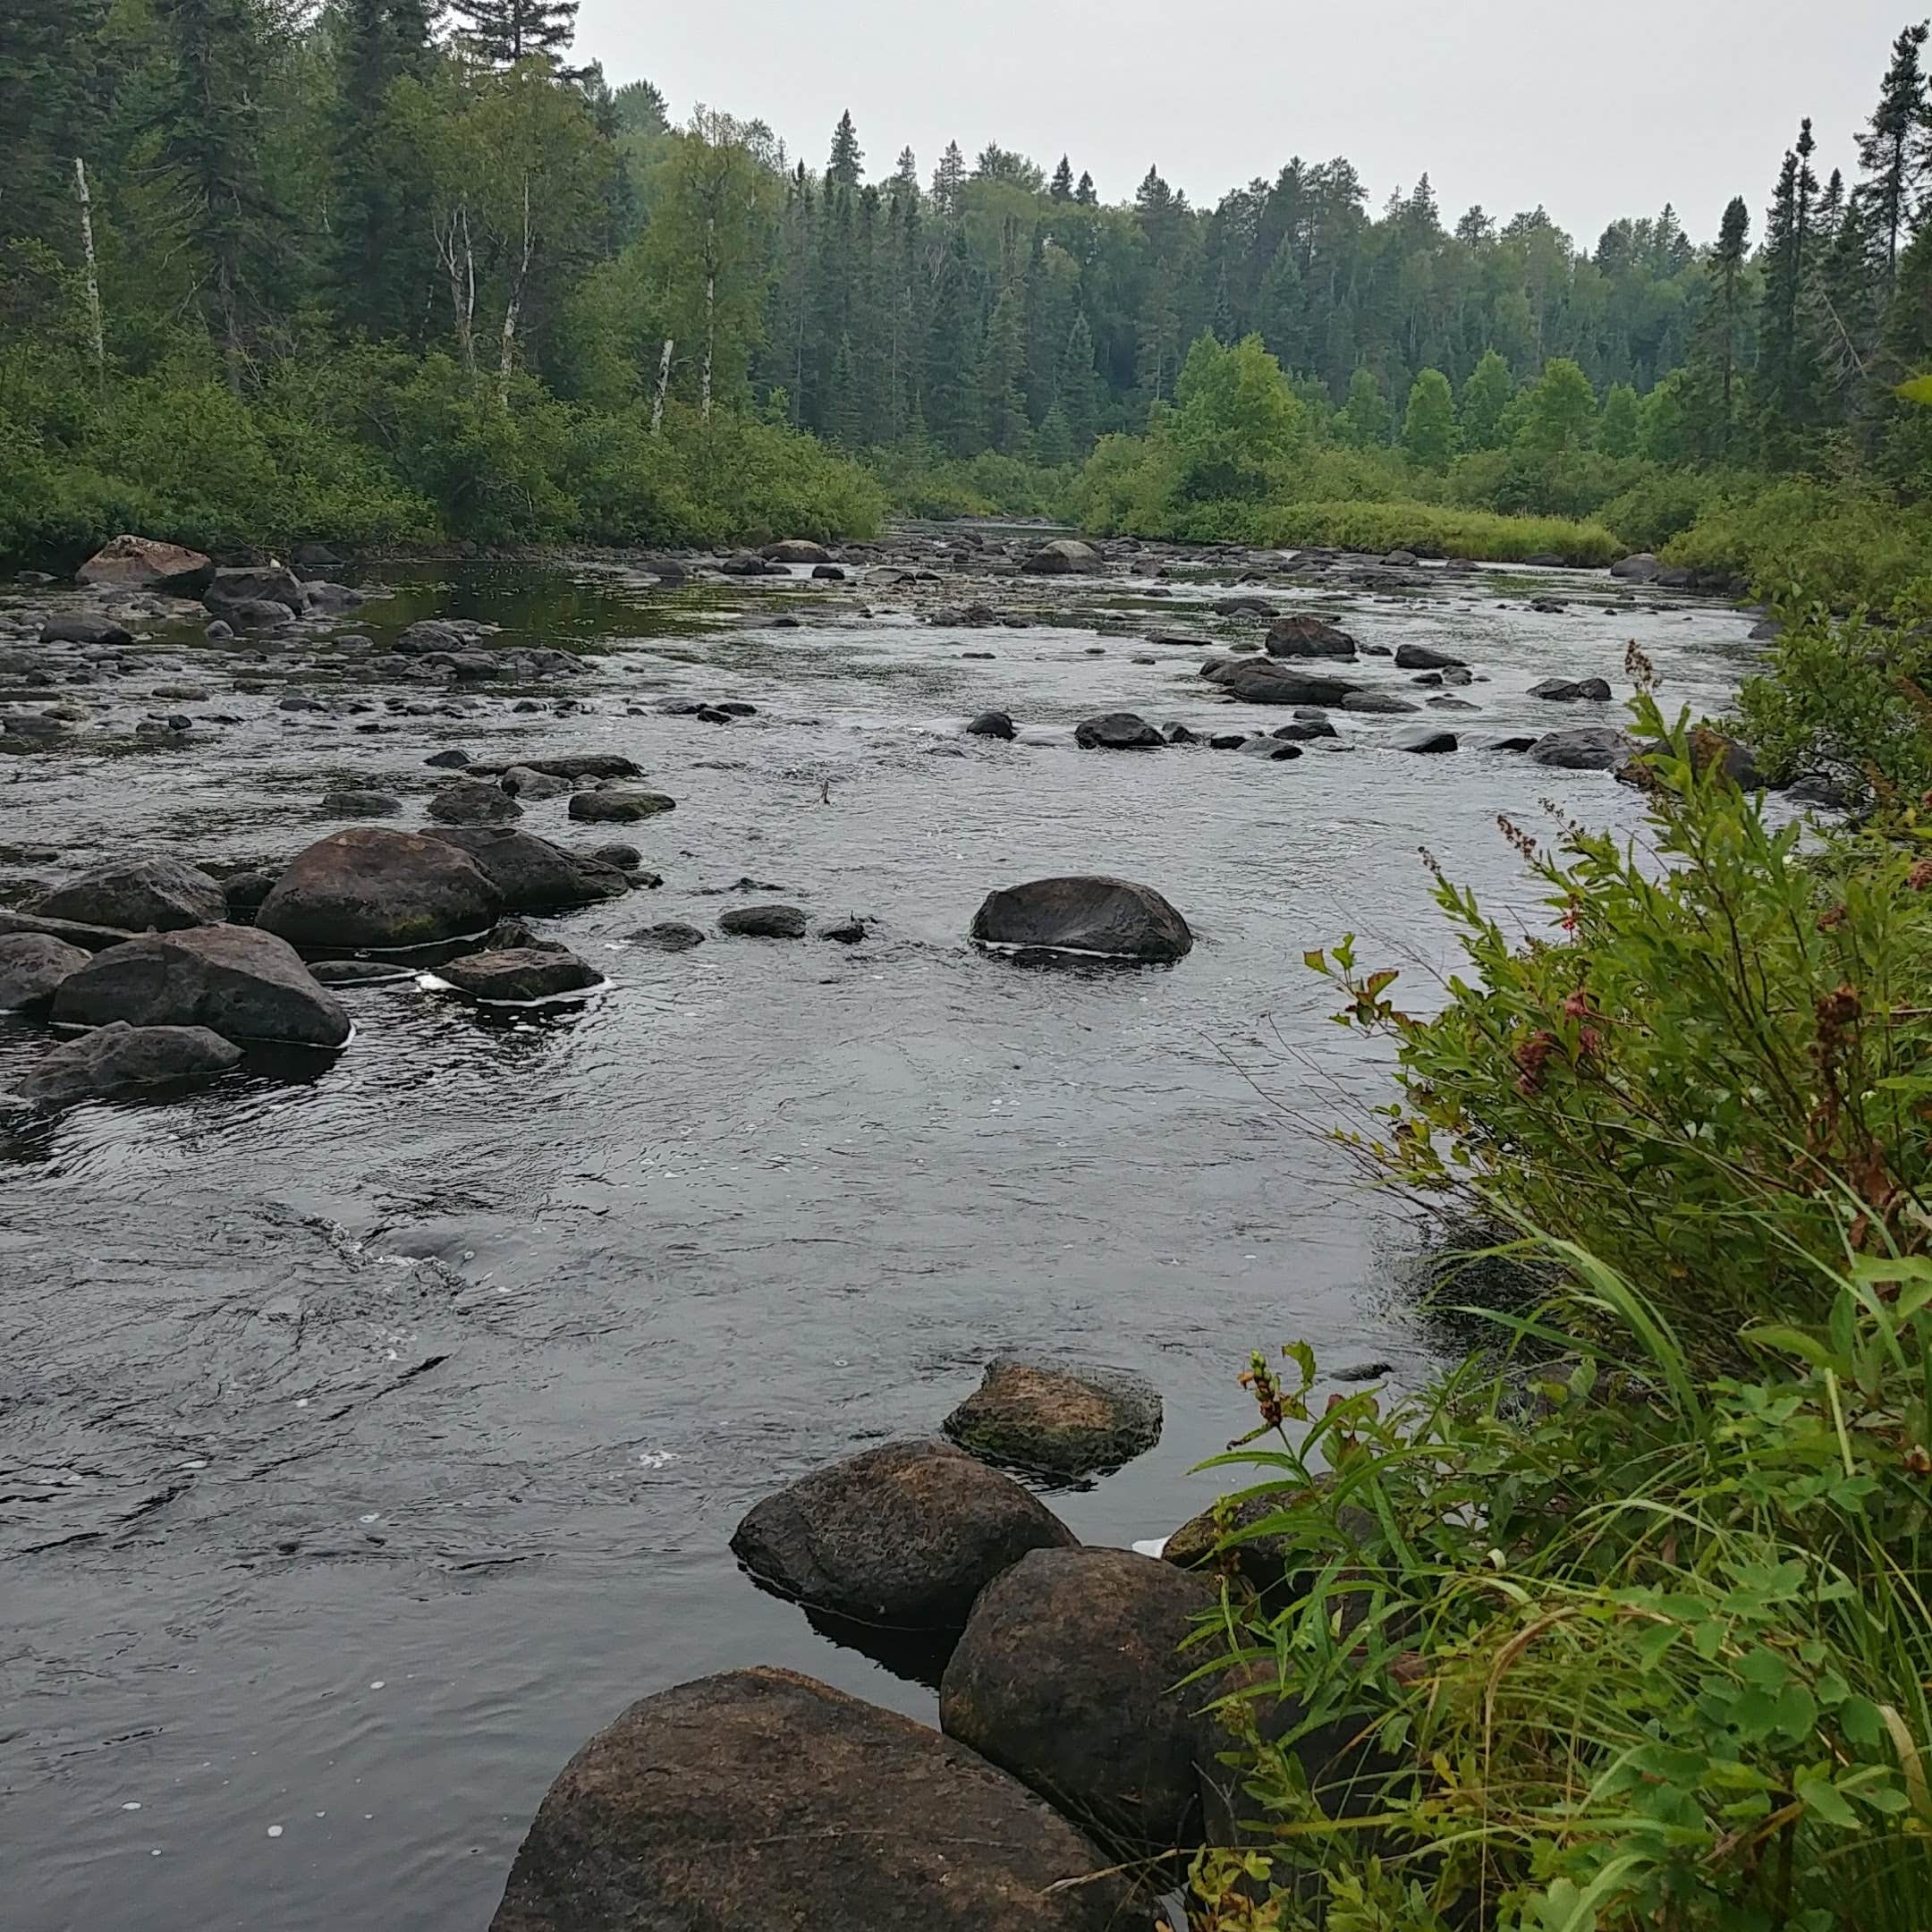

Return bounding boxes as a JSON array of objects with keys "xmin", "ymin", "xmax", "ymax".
[{"xmin": 0, "ymin": 545, "xmax": 1758, "ymax": 1932}]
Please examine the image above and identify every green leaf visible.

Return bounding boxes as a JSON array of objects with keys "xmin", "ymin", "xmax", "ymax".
[{"xmin": 1796, "ymin": 1773, "xmax": 1860, "ymax": 1830}]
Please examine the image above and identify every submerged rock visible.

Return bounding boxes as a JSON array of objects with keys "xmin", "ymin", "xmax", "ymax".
[
  {"xmin": 718, "ymin": 903, "xmax": 809, "ymax": 939},
  {"xmin": 487, "ymin": 1668, "xmax": 1127, "ymax": 1932},
  {"xmin": 939, "ymin": 1547, "xmax": 1213, "ymax": 1851},
  {"xmin": 319, "ymin": 790, "xmax": 402, "ymax": 818},
  {"xmin": 944, "ymin": 1359, "xmax": 1163, "ymax": 1479},
  {"xmin": 1073, "ymin": 711, "xmax": 1163, "ymax": 750},
  {"xmin": 257, "ymin": 828, "xmax": 504, "ymax": 952},
  {"xmin": 730, "ymin": 1439, "xmax": 1076, "ymax": 1631},
  {"xmin": 971, "ymin": 877, "xmax": 1192, "ymax": 963},
  {"xmin": 629, "ymin": 920, "xmax": 707, "ymax": 953},
  {"xmin": 966, "ymin": 709, "xmax": 1017, "ymax": 740},
  {"xmin": 439, "ymin": 947, "xmax": 599, "ymax": 1001},
  {"xmin": 53, "ymin": 925, "xmax": 352, "ymax": 1048},
  {"xmin": 30, "ymin": 858, "xmax": 227, "ymax": 934},
  {"xmin": 17, "ymin": 1021, "xmax": 242, "ymax": 1103},
  {"xmin": 77, "ymin": 535, "xmax": 215, "ymax": 597},
  {"xmin": 0, "ymin": 933, "xmax": 89, "ymax": 1012}
]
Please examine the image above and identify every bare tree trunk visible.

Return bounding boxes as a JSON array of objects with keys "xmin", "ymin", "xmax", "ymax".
[
  {"xmin": 701, "ymin": 213, "xmax": 717, "ymax": 424},
  {"xmin": 650, "ymin": 338, "xmax": 674, "ymax": 436},
  {"xmin": 436, "ymin": 203, "xmax": 479, "ymax": 377},
  {"xmin": 498, "ymin": 176, "xmax": 533, "ymax": 409},
  {"xmin": 73, "ymin": 157, "xmax": 106, "ymax": 391}
]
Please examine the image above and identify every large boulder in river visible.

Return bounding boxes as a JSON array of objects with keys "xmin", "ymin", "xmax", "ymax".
[
  {"xmin": 439, "ymin": 947, "xmax": 599, "ymax": 1002},
  {"xmin": 40, "ymin": 614, "xmax": 133, "ymax": 647},
  {"xmin": 945, "ymin": 1359, "xmax": 1163, "ymax": 1480},
  {"xmin": 1073, "ymin": 710, "xmax": 1163, "ymax": 750},
  {"xmin": 30, "ymin": 858, "xmax": 226, "ymax": 934},
  {"xmin": 1201, "ymin": 657, "xmax": 1360, "ymax": 707},
  {"xmin": 971, "ymin": 876, "xmax": 1192, "ymax": 963},
  {"xmin": 1394, "ymin": 642, "xmax": 1467, "ymax": 672},
  {"xmin": 568, "ymin": 787, "xmax": 675, "ymax": 825},
  {"xmin": 16, "ymin": 1022, "xmax": 242, "ymax": 1104},
  {"xmin": 966, "ymin": 709, "xmax": 1017, "ymax": 741},
  {"xmin": 760, "ymin": 538, "xmax": 832, "ymax": 564},
  {"xmin": 1265, "ymin": 614, "xmax": 1356, "ymax": 659},
  {"xmin": 258, "ymin": 828, "xmax": 504, "ymax": 952},
  {"xmin": 488, "ymin": 1668, "xmax": 1128, "ymax": 1932},
  {"xmin": 428, "ymin": 779, "xmax": 521, "ymax": 826},
  {"xmin": 77, "ymin": 535, "xmax": 215, "ymax": 597},
  {"xmin": 424, "ymin": 828, "xmax": 630, "ymax": 912},
  {"xmin": 53, "ymin": 925, "xmax": 352, "ymax": 1048},
  {"xmin": 730, "ymin": 1439, "xmax": 1076, "ymax": 1632},
  {"xmin": 204, "ymin": 564, "xmax": 308, "ymax": 616},
  {"xmin": 1527, "ymin": 725, "xmax": 1630, "ymax": 770},
  {"xmin": 1610, "ymin": 551, "xmax": 1660, "ymax": 583},
  {"xmin": 0, "ymin": 934, "xmax": 89, "ymax": 1012},
  {"xmin": 939, "ymin": 1547, "xmax": 1214, "ymax": 1851},
  {"xmin": 1020, "ymin": 538, "xmax": 1099, "ymax": 575}
]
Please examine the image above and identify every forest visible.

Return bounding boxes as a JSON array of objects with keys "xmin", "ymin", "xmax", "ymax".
[{"xmin": 7, "ymin": 1, "xmax": 1932, "ymax": 603}]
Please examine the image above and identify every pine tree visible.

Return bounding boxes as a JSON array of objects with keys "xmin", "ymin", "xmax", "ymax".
[
  {"xmin": 1075, "ymin": 170, "xmax": 1097, "ymax": 208},
  {"xmin": 1682, "ymin": 195, "xmax": 1751, "ymax": 461},
  {"xmin": 827, "ymin": 110, "xmax": 863, "ymax": 190},
  {"xmin": 1758, "ymin": 125, "xmax": 1826, "ymax": 465},
  {"xmin": 1049, "ymin": 155, "xmax": 1073, "ymax": 203},
  {"xmin": 891, "ymin": 146, "xmax": 919, "ymax": 199},
  {"xmin": 1858, "ymin": 21, "xmax": 1929, "ymax": 284},
  {"xmin": 0, "ymin": 0, "xmax": 107, "ymax": 258},
  {"xmin": 931, "ymin": 140, "xmax": 965, "ymax": 219},
  {"xmin": 450, "ymin": 0, "xmax": 580, "ymax": 68}
]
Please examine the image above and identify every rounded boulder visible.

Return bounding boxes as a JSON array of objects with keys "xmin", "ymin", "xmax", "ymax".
[
  {"xmin": 257, "ymin": 828, "xmax": 504, "ymax": 952},
  {"xmin": 970, "ymin": 876, "xmax": 1192, "ymax": 963},
  {"xmin": 945, "ymin": 1359, "xmax": 1162, "ymax": 1481}
]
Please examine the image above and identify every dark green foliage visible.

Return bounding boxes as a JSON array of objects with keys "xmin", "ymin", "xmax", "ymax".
[
  {"xmin": 449, "ymin": 0, "xmax": 580, "ymax": 68},
  {"xmin": 1857, "ymin": 21, "xmax": 1928, "ymax": 284}
]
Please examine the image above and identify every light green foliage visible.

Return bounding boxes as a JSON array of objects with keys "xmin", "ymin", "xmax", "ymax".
[
  {"xmin": 1166, "ymin": 335, "xmax": 1306, "ymax": 502},
  {"xmin": 1339, "ymin": 365, "xmax": 1393, "ymax": 449},
  {"xmin": 1598, "ymin": 379, "xmax": 1641, "ymax": 456},
  {"xmin": 1400, "ymin": 368, "xmax": 1457, "ymax": 470},
  {"xmin": 1515, "ymin": 356, "xmax": 1597, "ymax": 458},
  {"xmin": 1457, "ymin": 349, "xmax": 1515, "ymax": 450}
]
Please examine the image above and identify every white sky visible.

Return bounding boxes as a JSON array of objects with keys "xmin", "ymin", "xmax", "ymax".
[{"xmin": 577, "ymin": 0, "xmax": 1911, "ymax": 246}]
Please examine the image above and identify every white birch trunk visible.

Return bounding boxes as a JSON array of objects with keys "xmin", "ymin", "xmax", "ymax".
[
  {"xmin": 436, "ymin": 204, "xmax": 479, "ymax": 377},
  {"xmin": 650, "ymin": 338, "xmax": 674, "ymax": 436},
  {"xmin": 498, "ymin": 177, "xmax": 533, "ymax": 409},
  {"xmin": 73, "ymin": 158, "xmax": 105, "ymax": 389}
]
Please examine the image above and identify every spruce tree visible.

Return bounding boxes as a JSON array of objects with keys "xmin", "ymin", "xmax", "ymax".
[
  {"xmin": 978, "ymin": 283, "xmax": 1030, "ymax": 453},
  {"xmin": 891, "ymin": 146, "xmax": 919, "ymax": 199},
  {"xmin": 0, "ymin": 0, "xmax": 107, "ymax": 254},
  {"xmin": 1683, "ymin": 195, "xmax": 1751, "ymax": 460},
  {"xmin": 450, "ymin": 0, "xmax": 580, "ymax": 68},
  {"xmin": 1075, "ymin": 171, "xmax": 1097, "ymax": 208},
  {"xmin": 931, "ymin": 141, "xmax": 966, "ymax": 218},
  {"xmin": 827, "ymin": 110, "xmax": 863, "ymax": 189},
  {"xmin": 1055, "ymin": 311, "xmax": 1099, "ymax": 451},
  {"xmin": 1857, "ymin": 21, "xmax": 1929, "ymax": 284},
  {"xmin": 1049, "ymin": 155, "xmax": 1073, "ymax": 203},
  {"xmin": 923, "ymin": 229, "xmax": 977, "ymax": 452}
]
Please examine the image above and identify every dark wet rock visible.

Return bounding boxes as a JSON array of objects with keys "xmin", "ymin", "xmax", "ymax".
[
  {"xmin": 396, "ymin": 619, "xmax": 471, "ymax": 655},
  {"xmin": 54, "ymin": 925, "xmax": 351, "ymax": 1047},
  {"xmin": 1242, "ymin": 738, "xmax": 1304, "ymax": 762},
  {"xmin": 1494, "ymin": 734, "xmax": 1540, "ymax": 752},
  {"xmin": 501, "ymin": 765, "xmax": 574, "ymax": 801},
  {"xmin": 718, "ymin": 550, "xmax": 776, "ymax": 575},
  {"xmin": 309, "ymin": 959, "xmax": 410, "ymax": 987},
  {"xmin": 1394, "ymin": 642, "xmax": 1466, "ymax": 671},
  {"xmin": 31, "ymin": 858, "xmax": 227, "ymax": 934},
  {"xmin": 1265, "ymin": 614, "xmax": 1356, "ymax": 658},
  {"xmin": 966, "ymin": 709, "xmax": 1017, "ymax": 741},
  {"xmin": 1610, "ymin": 552, "xmax": 1660, "ymax": 583},
  {"xmin": 206, "ymin": 564, "xmax": 308, "ymax": 614},
  {"xmin": 944, "ymin": 1359, "xmax": 1162, "ymax": 1480},
  {"xmin": 1150, "ymin": 633, "xmax": 1217, "ymax": 648},
  {"xmin": 439, "ymin": 947, "xmax": 599, "ymax": 1001},
  {"xmin": 1394, "ymin": 729, "xmax": 1458, "ymax": 753},
  {"xmin": 510, "ymin": 753, "xmax": 643, "ymax": 781},
  {"xmin": 203, "ymin": 618, "xmax": 234, "ymax": 640},
  {"xmin": 77, "ymin": 535, "xmax": 215, "ymax": 597},
  {"xmin": 1411, "ymin": 670, "xmax": 1443, "ymax": 687},
  {"xmin": 1073, "ymin": 711, "xmax": 1162, "ymax": 750},
  {"xmin": 1212, "ymin": 595, "xmax": 1275, "ymax": 617},
  {"xmin": 1428, "ymin": 696, "xmax": 1480, "ymax": 711},
  {"xmin": 568, "ymin": 788, "xmax": 675, "ymax": 825},
  {"xmin": 730, "ymin": 1439, "xmax": 1076, "ymax": 1631},
  {"xmin": 1208, "ymin": 732, "xmax": 1249, "ymax": 750},
  {"xmin": 1163, "ymin": 1489, "xmax": 1314, "ymax": 1604},
  {"xmin": 16, "ymin": 1022, "xmax": 242, "ymax": 1104},
  {"xmin": 224, "ymin": 597, "xmax": 300, "ymax": 630},
  {"xmin": 1524, "ymin": 552, "xmax": 1566, "ymax": 568},
  {"xmin": 1162, "ymin": 721, "xmax": 1199, "ymax": 744},
  {"xmin": 487, "ymin": 1667, "xmax": 1126, "ymax": 1932},
  {"xmin": 292, "ymin": 541, "xmax": 345, "ymax": 572},
  {"xmin": 1020, "ymin": 538, "xmax": 1099, "ymax": 575},
  {"xmin": 589, "ymin": 843, "xmax": 642, "ymax": 871},
  {"xmin": 428, "ymin": 780, "xmax": 522, "ymax": 826},
  {"xmin": 221, "ymin": 869, "xmax": 280, "ymax": 919},
  {"xmin": 971, "ymin": 876, "xmax": 1192, "ymax": 963},
  {"xmin": 0, "ymin": 906, "xmax": 138, "ymax": 953},
  {"xmin": 1200, "ymin": 658, "xmax": 1360, "ymax": 707},
  {"xmin": 719, "ymin": 903, "xmax": 809, "ymax": 939},
  {"xmin": 424, "ymin": 748, "xmax": 472, "ymax": 769},
  {"xmin": 1530, "ymin": 597, "xmax": 1569, "ymax": 615},
  {"xmin": 940, "ymin": 1547, "xmax": 1212, "ymax": 1852},
  {"xmin": 41, "ymin": 614, "xmax": 133, "ymax": 647},
  {"xmin": 1785, "ymin": 772, "xmax": 1850, "ymax": 809},
  {"xmin": 1271, "ymin": 717, "xmax": 1338, "ymax": 741},
  {"xmin": 1530, "ymin": 677, "xmax": 1613, "ymax": 702},
  {"xmin": 258, "ymin": 828, "xmax": 504, "ymax": 952},
  {"xmin": 301, "ymin": 580, "xmax": 365, "ymax": 614},
  {"xmin": 1528, "ymin": 726, "xmax": 1630, "ymax": 770},
  {"xmin": 423, "ymin": 827, "xmax": 630, "ymax": 912},
  {"xmin": 1383, "ymin": 548, "xmax": 1419, "ymax": 566},
  {"xmin": 630, "ymin": 921, "xmax": 707, "ymax": 953},
  {"xmin": 1749, "ymin": 617, "xmax": 1784, "ymax": 644},
  {"xmin": 1339, "ymin": 691, "xmax": 1421, "ymax": 715},
  {"xmin": 818, "ymin": 916, "xmax": 869, "ymax": 944},
  {"xmin": 811, "ymin": 563, "xmax": 847, "ymax": 581},
  {"xmin": 641, "ymin": 554, "xmax": 687, "ymax": 585},
  {"xmin": 3, "ymin": 711, "xmax": 73, "ymax": 744},
  {"xmin": 761, "ymin": 538, "xmax": 832, "ymax": 564},
  {"xmin": 0, "ymin": 933, "xmax": 89, "ymax": 1011},
  {"xmin": 319, "ymin": 790, "xmax": 402, "ymax": 818}
]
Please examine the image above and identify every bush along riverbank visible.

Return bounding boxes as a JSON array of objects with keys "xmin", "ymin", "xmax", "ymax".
[{"xmin": 1183, "ymin": 707, "xmax": 1932, "ymax": 1930}]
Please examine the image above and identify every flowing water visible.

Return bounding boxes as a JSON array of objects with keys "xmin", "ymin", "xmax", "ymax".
[{"xmin": 0, "ymin": 541, "xmax": 1759, "ymax": 1930}]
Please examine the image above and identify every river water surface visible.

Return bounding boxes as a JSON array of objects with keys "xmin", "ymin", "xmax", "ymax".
[{"xmin": 0, "ymin": 540, "xmax": 1758, "ymax": 1930}]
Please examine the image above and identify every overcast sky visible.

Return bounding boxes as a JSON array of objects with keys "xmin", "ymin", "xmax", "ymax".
[{"xmin": 577, "ymin": 0, "xmax": 1913, "ymax": 247}]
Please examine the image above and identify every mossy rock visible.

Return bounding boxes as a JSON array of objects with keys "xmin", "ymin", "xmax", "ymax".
[{"xmin": 944, "ymin": 1359, "xmax": 1162, "ymax": 1482}]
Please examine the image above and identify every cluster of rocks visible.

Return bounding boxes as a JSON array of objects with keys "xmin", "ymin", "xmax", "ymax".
[{"xmin": 492, "ymin": 1351, "xmax": 1375, "ymax": 1928}]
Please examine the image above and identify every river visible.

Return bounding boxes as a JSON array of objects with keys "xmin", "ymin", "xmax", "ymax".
[{"xmin": 0, "ymin": 535, "xmax": 1758, "ymax": 1930}]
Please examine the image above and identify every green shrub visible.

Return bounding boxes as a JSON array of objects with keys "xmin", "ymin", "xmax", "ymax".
[
  {"xmin": 1264, "ymin": 500, "xmax": 1618, "ymax": 564},
  {"xmin": 1666, "ymin": 481, "xmax": 1932, "ymax": 609}
]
